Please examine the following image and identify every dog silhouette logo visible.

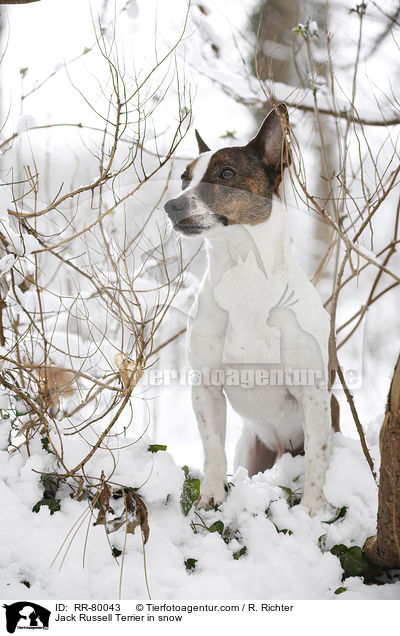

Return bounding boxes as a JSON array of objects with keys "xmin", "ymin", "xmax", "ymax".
[{"xmin": 3, "ymin": 602, "xmax": 50, "ymax": 633}]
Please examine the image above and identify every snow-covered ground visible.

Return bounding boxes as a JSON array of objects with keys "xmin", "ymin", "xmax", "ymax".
[{"xmin": 0, "ymin": 413, "xmax": 398, "ymax": 600}]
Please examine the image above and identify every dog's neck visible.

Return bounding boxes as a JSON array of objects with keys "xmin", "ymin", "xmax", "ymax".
[{"xmin": 204, "ymin": 197, "xmax": 291, "ymax": 284}]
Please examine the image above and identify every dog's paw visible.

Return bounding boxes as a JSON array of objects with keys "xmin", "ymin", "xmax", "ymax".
[{"xmin": 196, "ymin": 481, "xmax": 226, "ymax": 510}]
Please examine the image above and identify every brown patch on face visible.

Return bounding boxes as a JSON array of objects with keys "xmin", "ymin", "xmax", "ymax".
[
  {"xmin": 180, "ymin": 159, "xmax": 198, "ymax": 190},
  {"xmin": 194, "ymin": 146, "xmax": 281, "ymax": 226}
]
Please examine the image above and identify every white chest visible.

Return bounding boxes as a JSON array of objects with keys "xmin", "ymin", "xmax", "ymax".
[{"xmin": 188, "ymin": 199, "xmax": 329, "ymax": 373}]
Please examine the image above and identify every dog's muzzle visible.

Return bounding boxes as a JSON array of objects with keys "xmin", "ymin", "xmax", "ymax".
[
  {"xmin": 164, "ymin": 195, "xmax": 208, "ymax": 235},
  {"xmin": 164, "ymin": 195, "xmax": 190, "ymax": 226}
]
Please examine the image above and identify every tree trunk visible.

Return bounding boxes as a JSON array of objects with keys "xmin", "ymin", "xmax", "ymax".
[{"xmin": 363, "ymin": 354, "xmax": 400, "ymax": 567}]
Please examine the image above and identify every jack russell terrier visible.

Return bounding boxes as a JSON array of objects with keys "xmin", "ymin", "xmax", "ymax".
[{"xmin": 164, "ymin": 105, "xmax": 331, "ymax": 515}]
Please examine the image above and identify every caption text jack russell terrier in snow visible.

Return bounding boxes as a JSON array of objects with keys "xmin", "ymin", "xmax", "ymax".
[{"xmin": 164, "ymin": 105, "xmax": 332, "ymax": 515}]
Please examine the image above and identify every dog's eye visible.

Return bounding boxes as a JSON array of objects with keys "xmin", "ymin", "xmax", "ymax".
[{"xmin": 220, "ymin": 168, "xmax": 236, "ymax": 180}]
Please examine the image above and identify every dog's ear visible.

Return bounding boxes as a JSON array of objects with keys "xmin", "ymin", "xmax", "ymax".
[
  {"xmin": 195, "ymin": 129, "xmax": 210, "ymax": 154},
  {"xmin": 247, "ymin": 104, "xmax": 290, "ymax": 172}
]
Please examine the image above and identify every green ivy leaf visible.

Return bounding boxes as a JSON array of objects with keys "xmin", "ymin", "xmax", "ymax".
[
  {"xmin": 273, "ymin": 523, "xmax": 293, "ymax": 535},
  {"xmin": 148, "ymin": 444, "xmax": 167, "ymax": 453},
  {"xmin": 233, "ymin": 546, "xmax": 247, "ymax": 560},
  {"xmin": 32, "ymin": 497, "xmax": 61, "ymax": 515},
  {"xmin": 112, "ymin": 546, "xmax": 122, "ymax": 558},
  {"xmin": 184, "ymin": 558, "xmax": 198, "ymax": 571},
  {"xmin": 334, "ymin": 587, "xmax": 347, "ymax": 595},
  {"xmin": 278, "ymin": 485, "xmax": 301, "ymax": 507},
  {"xmin": 209, "ymin": 520, "xmax": 224, "ymax": 535},
  {"xmin": 180, "ymin": 466, "xmax": 200, "ymax": 516},
  {"xmin": 330, "ymin": 544, "xmax": 348, "ymax": 558},
  {"xmin": 323, "ymin": 506, "xmax": 347, "ymax": 525},
  {"xmin": 40, "ymin": 436, "xmax": 55, "ymax": 455},
  {"xmin": 340, "ymin": 546, "xmax": 369, "ymax": 577},
  {"xmin": 330, "ymin": 544, "xmax": 369, "ymax": 578},
  {"xmin": 40, "ymin": 475, "xmax": 59, "ymax": 500},
  {"xmin": 279, "ymin": 486, "xmax": 293, "ymax": 495}
]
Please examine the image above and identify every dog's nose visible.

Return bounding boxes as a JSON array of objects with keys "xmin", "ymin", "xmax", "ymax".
[{"xmin": 164, "ymin": 196, "xmax": 189, "ymax": 225}]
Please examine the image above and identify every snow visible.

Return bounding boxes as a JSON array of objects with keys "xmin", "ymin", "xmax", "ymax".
[
  {"xmin": 0, "ymin": 421, "xmax": 398, "ymax": 600},
  {"xmin": 293, "ymin": 20, "xmax": 319, "ymax": 39}
]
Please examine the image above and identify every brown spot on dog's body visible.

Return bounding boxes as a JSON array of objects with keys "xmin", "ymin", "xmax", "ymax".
[{"xmin": 247, "ymin": 435, "xmax": 304, "ymax": 476}]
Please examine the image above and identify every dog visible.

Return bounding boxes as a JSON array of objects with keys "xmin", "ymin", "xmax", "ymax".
[{"xmin": 164, "ymin": 105, "xmax": 331, "ymax": 515}]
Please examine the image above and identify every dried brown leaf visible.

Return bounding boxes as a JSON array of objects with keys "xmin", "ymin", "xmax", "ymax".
[
  {"xmin": 94, "ymin": 479, "xmax": 112, "ymax": 527},
  {"xmin": 104, "ymin": 489, "xmax": 149, "ymax": 544},
  {"xmin": 114, "ymin": 354, "xmax": 143, "ymax": 389}
]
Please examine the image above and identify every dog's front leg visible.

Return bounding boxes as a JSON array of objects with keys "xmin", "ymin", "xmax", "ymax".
[
  {"xmin": 192, "ymin": 383, "xmax": 227, "ymax": 509},
  {"xmin": 295, "ymin": 386, "xmax": 331, "ymax": 515}
]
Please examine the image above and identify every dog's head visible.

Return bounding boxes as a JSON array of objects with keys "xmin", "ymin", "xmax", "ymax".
[{"xmin": 164, "ymin": 104, "xmax": 290, "ymax": 237}]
